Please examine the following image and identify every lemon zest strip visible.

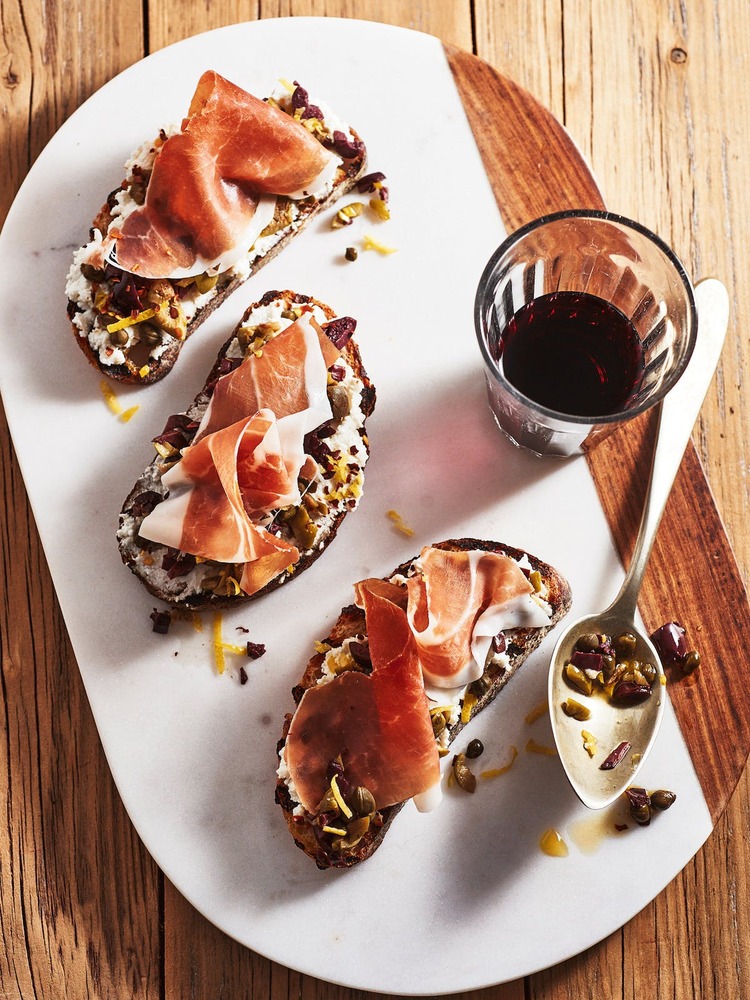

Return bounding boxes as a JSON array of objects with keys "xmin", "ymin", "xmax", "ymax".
[
  {"xmin": 481, "ymin": 745, "xmax": 519, "ymax": 779},
  {"xmin": 330, "ymin": 775, "xmax": 353, "ymax": 819},
  {"xmin": 524, "ymin": 699, "xmax": 548, "ymax": 725},
  {"xmin": 526, "ymin": 738, "xmax": 557, "ymax": 757}
]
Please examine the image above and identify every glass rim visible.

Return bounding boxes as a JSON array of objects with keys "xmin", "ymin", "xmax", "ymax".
[{"xmin": 473, "ymin": 208, "xmax": 698, "ymax": 427}]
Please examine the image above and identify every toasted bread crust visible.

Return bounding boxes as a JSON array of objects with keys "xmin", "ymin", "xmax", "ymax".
[
  {"xmin": 67, "ymin": 126, "xmax": 366, "ymax": 385},
  {"xmin": 275, "ymin": 539, "xmax": 572, "ymax": 869},
  {"xmin": 117, "ymin": 289, "xmax": 375, "ymax": 609}
]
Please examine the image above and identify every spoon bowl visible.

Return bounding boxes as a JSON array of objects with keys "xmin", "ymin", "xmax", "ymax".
[
  {"xmin": 548, "ymin": 277, "xmax": 729, "ymax": 809},
  {"xmin": 548, "ymin": 611, "xmax": 665, "ymax": 810}
]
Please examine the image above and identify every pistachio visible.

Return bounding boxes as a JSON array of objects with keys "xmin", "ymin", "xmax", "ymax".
[
  {"xmin": 640, "ymin": 661, "xmax": 658, "ymax": 685},
  {"xmin": 561, "ymin": 697, "xmax": 591, "ymax": 722},
  {"xmin": 316, "ymin": 786, "xmax": 339, "ymax": 815},
  {"xmin": 332, "ymin": 815, "xmax": 371, "ymax": 850},
  {"xmin": 194, "ymin": 272, "xmax": 219, "ymax": 294},
  {"xmin": 564, "ymin": 662, "xmax": 593, "ymax": 696},
  {"xmin": 289, "ymin": 506, "xmax": 318, "ymax": 550},
  {"xmin": 528, "ymin": 569, "xmax": 543, "ymax": 593},
  {"xmin": 452, "ymin": 752, "xmax": 477, "ymax": 793},
  {"xmin": 302, "ymin": 493, "xmax": 328, "ymax": 516},
  {"xmin": 331, "ymin": 202, "xmax": 364, "ymax": 229},
  {"xmin": 259, "ymin": 198, "xmax": 294, "ymax": 237}
]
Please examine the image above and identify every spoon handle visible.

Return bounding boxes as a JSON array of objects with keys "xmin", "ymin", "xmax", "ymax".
[{"xmin": 611, "ymin": 278, "xmax": 730, "ymax": 618}]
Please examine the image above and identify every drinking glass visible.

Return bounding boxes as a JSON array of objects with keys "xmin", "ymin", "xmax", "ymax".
[{"xmin": 474, "ymin": 210, "xmax": 697, "ymax": 457}]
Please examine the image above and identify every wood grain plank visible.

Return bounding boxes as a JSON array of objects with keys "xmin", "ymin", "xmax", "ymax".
[
  {"xmin": 146, "ymin": 0, "xmax": 474, "ymax": 54},
  {"xmin": 0, "ymin": 395, "xmax": 161, "ymax": 1000},
  {"xmin": 0, "ymin": 2, "xmax": 160, "ymax": 998},
  {"xmin": 475, "ymin": 2, "xmax": 750, "ymax": 999},
  {"xmin": 447, "ymin": 40, "xmax": 750, "ymax": 824},
  {"xmin": 444, "ymin": 45, "xmax": 605, "ymax": 227},
  {"xmin": 2, "ymin": 1, "xmax": 748, "ymax": 998}
]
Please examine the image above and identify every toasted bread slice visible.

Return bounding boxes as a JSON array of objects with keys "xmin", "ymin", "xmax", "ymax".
[
  {"xmin": 275, "ymin": 539, "xmax": 572, "ymax": 869},
  {"xmin": 117, "ymin": 289, "xmax": 375, "ymax": 609},
  {"xmin": 66, "ymin": 84, "xmax": 366, "ymax": 385}
]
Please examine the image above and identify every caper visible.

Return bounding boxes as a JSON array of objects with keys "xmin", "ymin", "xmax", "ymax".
[
  {"xmin": 575, "ymin": 633, "xmax": 600, "ymax": 653},
  {"xmin": 452, "ymin": 752, "xmax": 477, "ymax": 793},
  {"xmin": 683, "ymin": 649, "xmax": 701, "ymax": 675},
  {"xmin": 614, "ymin": 632, "xmax": 638, "ymax": 658},
  {"xmin": 631, "ymin": 803, "xmax": 652, "ymax": 826},
  {"xmin": 109, "ymin": 328, "xmax": 129, "ymax": 347},
  {"xmin": 601, "ymin": 653, "xmax": 617, "ymax": 681},
  {"xmin": 563, "ymin": 662, "xmax": 593, "ymax": 696},
  {"xmin": 139, "ymin": 323, "xmax": 162, "ymax": 347},
  {"xmin": 561, "ymin": 697, "xmax": 591, "ymax": 722},
  {"xmin": 466, "ymin": 739, "xmax": 484, "ymax": 759},
  {"xmin": 650, "ymin": 789, "xmax": 677, "ymax": 811},
  {"xmin": 80, "ymin": 262, "xmax": 106, "ymax": 283},
  {"xmin": 349, "ymin": 785, "xmax": 376, "ymax": 817}
]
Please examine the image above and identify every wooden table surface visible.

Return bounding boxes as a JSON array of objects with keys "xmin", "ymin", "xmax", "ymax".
[{"xmin": 2, "ymin": 2, "xmax": 749, "ymax": 998}]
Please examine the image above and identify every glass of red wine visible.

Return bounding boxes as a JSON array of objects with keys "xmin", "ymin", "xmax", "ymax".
[{"xmin": 474, "ymin": 210, "xmax": 697, "ymax": 457}]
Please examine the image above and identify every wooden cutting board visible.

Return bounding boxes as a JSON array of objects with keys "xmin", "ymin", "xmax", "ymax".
[{"xmin": 447, "ymin": 44, "xmax": 750, "ymax": 824}]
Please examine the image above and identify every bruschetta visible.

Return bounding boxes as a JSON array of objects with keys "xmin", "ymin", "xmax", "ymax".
[
  {"xmin": 117, "ymin": 289, "xmax": 375, "ymax": 608},
  {"xmin": 66, "ymin": 72, "xmax": 366, "ymax": 384},
  {"xmin": 275, "ymin": 539, "xmax": 572, "ymax": 868}
]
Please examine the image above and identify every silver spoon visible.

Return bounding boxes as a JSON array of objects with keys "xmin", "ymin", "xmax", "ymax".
[{"xmin": 548, "ymin": 277, "xmax": 729, "ymax": 809}]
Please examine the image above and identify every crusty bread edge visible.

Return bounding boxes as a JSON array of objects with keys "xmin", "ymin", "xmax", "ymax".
[
  {"xmin": 117, "ymin": 289, "xmax": 376, "ymax": 610},
  {"xmin": 275, "ymin": 538, "xmax": 572, "ymax": 869}
]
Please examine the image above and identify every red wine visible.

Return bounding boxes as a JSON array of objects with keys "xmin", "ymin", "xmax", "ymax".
[{"xmin": 499, "ymin": 291, "xmax": 645, "ymax": 417}]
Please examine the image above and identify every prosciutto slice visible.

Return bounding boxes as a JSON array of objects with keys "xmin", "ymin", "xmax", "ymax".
[
  {"xmin": 406, "ymin": 547, "xmax": 550, "ymax": 688},
  {"xmin": 139, "ymin": 311, "xmax": 341, "ymax": 596},
  {"xmin": 108, "ymin": 71, "xmax": 340, "ymax": 279},
  {"xmin": 285, "ymin": 579, "xmax": 441, "ymax": 815},
  {"xmin": 194, "ymin": 313, "xmax": 337, "ymax": 442},
  {"xmin": 139, "ymin": 409, "xmax": 301, "ymax": 594}
]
